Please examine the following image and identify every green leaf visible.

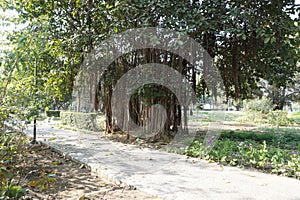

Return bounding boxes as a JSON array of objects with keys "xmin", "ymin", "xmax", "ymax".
[
  {"xmin": 28, "ymin": 179, "xmax": 40, "ymax": 188},
  {"xmin": 264, "ymin": 37, "xmax": 270, "ymax": 44},
  {"xmin": 9, "ymin": 186, "xmax": 26, "ymax": 198}
]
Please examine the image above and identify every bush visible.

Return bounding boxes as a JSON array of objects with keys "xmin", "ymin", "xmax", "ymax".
[
  {"xmin": 243, "ymin": 96, "xmax": 273, "ymax": 114},
  {"xmin": 0, "ymin": 130, "xmax": 27, "ymax": 199},
  {"xmin": 45, "ymin": 110, "xmax": 60, "ymax": 118},
  {"xmin": 268, "ymin": 110, "xmax": 293, "ymax": 127},
  {"xmin": 60, "ymin": 111, "xmax": 99, "ymax": 131},
  {"xmin": 240, "ymin": 97, "xmax": 293, "ymax": 126},
  {"xmin": 239, "ymin": 97, "xmax": 273, "ymax": 124}
]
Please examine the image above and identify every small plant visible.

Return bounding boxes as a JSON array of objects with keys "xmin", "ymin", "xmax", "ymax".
[
  {"xmin": 185, "ymin": 139, "xmax": 204, "ymax": 158},
  {"xmin": 0, "ymin": 106, "xmax": 28, "ymax": 199},
  {"xmin": 2, "ymin": 185, "xmax": 26, "ymax": 199},
  {"xmin": 271, "ymin": 150, "xmax": 287, "ymax": 175},
  {"xmin": 28, "ymin": 171, "xmax": 57, "ymax": 191},
  {"xmin": 0, "ymin": 133, "xmax": 27, "ymax": 199},
  {"xmin": 287, "ymin": 152, "xmax": 300, "ymax": 179}
]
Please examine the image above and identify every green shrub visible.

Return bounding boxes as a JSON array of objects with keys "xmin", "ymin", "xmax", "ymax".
[
  {"xmin": 239, "ymin": 97, "xmax": 273, "ymax": 124},
  {"xmin": 243, "ymin": 96, "xmax": 273, "ymax": 114},
  {"xmin": 268, "ymin": 110, "xmax": 293, "ymax": 127},
  {"xmin": 241, "ymin": 111, "xmax": 269, "ymax": 123},
  {"xmin": 0, "ymin": 130, "xmax": 27, "ymax": 199},
  {"xmin": 45, "ymin": 110, "xmax": 61, "ymax": 118},
  {"xmin": 240, "ymin": 97, "xmax": 293, "ymax": 126},
  {"xmin": 60, "ymin": 111, "xmax": 99, "ymax": 131}
]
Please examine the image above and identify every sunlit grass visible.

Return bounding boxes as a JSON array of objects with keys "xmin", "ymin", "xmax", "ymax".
[{"xmin": 290, "ymin": 111, "xmax": 300, "ymax": 124}]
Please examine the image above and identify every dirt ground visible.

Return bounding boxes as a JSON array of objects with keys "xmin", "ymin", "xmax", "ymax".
[{"xmin": 22, "ymin": 143, "xmax": 161, "ymax": 200}]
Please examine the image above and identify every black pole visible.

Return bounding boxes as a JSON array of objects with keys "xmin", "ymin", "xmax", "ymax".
[
  {"xmin": 32, "ymin": 57, "xmax": 37, "ymax": 143},
  {"xmin": 33, "ymin": 117, "xmax": 36, "ymax": 142}
]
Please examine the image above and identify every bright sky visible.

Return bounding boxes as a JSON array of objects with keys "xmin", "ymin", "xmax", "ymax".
[
  {"xmin": 0, "ymin": 9, "xmax": 26, "ymax": 33},
  {"xmin": 0, "ymin": 9, "xmax": 27, "ymax": 54},
  {"xmin": 291, "ymin": 0, "xmax": 300, "ymax": 19}
]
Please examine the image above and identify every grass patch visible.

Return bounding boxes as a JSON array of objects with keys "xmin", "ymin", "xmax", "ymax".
[{"xmin": 220, "ymin": 130, "xmax": 300, "ymax": 150}]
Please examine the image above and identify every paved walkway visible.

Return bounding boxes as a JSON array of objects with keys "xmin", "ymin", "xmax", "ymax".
[{"xmin": 25, "ymin": 121, "xmax": 300, "ymax": 200}]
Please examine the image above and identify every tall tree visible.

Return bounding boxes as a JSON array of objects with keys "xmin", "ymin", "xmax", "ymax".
[{"xmin": 1, "ymin": 0, "xmax": 299, "ymax": 138}]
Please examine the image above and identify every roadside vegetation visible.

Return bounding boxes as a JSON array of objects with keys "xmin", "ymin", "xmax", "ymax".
[
  {"xmin": 185, "ymin": 98, "xmax": 300, "ymax": 180},
  {"xmin": 0, "ymin": 130, "xmax": 28, "ymax": 198},
  {"xmin": 186, "ymin": 129, "xmax": 300, "ymax": 179}
]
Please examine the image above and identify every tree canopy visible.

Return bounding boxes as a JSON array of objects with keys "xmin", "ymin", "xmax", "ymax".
[{"xmin": 0, "ymin": 0, "xmax": 299, "ymax": 136}]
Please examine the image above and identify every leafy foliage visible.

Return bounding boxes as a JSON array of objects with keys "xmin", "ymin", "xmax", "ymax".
[
  {"xmin": 0, "ymin": 129, "xmax": 27, "ymax": 199},
  {"xmin": 290, "ymin": 111, "xmax": 300, "ymax": 124},
  {"xmin": 45, "ymin": 110, "xmax": 61, "ymax": 118},
  {"xmin": 240, "ymin": 97, "xmax": 294, "ymax": 126},
  {"xmin": 28, "ymin": 172, "xmax": 56, "ymax": 192},
  {"xmin": 0, "ymin": 1, "xmax": 298, "ymax": 135},
  {"xmin": 243, "ymin": 96, "xmax": 273, "ymax": 114},
  {"xmin": 186, "ymin": 130, "xmax": 300, "ymax": 179},
  {"xmin": 268, "ymin": 110, "xmax": 294, "ymax": 127}
]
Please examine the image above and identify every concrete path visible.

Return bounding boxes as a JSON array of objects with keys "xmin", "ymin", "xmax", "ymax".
[{"xmin": 25, "ymin": 122, "xmax": 300, "ymax": 200}]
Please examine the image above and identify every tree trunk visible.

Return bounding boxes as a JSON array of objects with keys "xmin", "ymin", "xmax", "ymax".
[
  {"xmin": 231, "ymin": 37, "xmax": 240, "ymax": 104},
  {"xmin": 103, "ymin": 72, "xmax": 113, "ymax": 133}
]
